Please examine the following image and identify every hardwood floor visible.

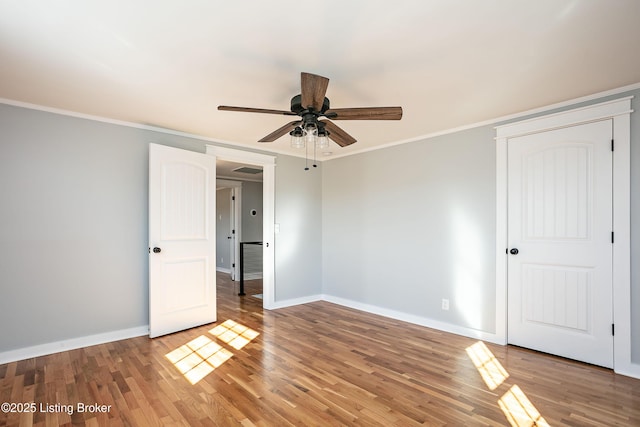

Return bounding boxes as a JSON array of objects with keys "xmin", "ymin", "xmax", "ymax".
[{"xmin": 2, "ymin": 273, "xmax": 640, "ymax": 426}]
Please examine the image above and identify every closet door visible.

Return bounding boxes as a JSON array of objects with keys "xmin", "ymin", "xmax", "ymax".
[{"xmin": 507, "ymin": 120, "xmax": 613, "ymax": 368}]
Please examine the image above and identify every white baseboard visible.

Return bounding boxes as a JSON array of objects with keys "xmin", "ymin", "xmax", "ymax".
[
  {"xmin": 266, "ymin": 294, "xmax": 323, "ymax": 310},
  {"xmin": 320, "ymin": 294, "xmax": 504, "ymax": 345},
  {"xmin": 216, "ymin": 267, "xmax": 231, "ymax": 274},
  {"xmin": 243, "ymin": 272, "xmax": 263, "ymax": 280},
  {"xmin": 0, "ymin": 326, "xmax": 149, "ymax": 365},
  {"xmin": 615, "ymin": 362, "xmax": 640, "ymax": 379}
]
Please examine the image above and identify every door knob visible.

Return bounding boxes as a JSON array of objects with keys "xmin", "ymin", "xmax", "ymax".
[
  {"xmin": 509, "ymin": 248, "xmax": 519, "ymax": 255},
  {"xmin": 153, "ymin": 247, "xmax": 162, "ymax": 253}
]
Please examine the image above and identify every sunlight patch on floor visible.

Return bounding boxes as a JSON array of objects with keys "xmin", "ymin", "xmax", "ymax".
[
  {"xmin": 466, "ymin": 341, "xmax": 509, "ymax": 390},
  {"xmin": 499, "ymin": 385, "xmax": 550, "ymax": 427},
  {"xmin": 467, "ymin": 341, "xmax": 549, "ymax": 426},
  {"xmin": 210, "ymin": 319, "xmax": 260, "ymax": 350},
  {"xmin": 165, "ymin": 319, "xmax": 259, "ymax": 384}
]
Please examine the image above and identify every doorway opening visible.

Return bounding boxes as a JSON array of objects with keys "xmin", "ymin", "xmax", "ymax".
[
  {"xmin": 207, "ymin": 145, "xmax": 276, "ymax": 310},
  {"xmin": 215, "ymin": 160, "xmax": 263, "ymax": 299}
]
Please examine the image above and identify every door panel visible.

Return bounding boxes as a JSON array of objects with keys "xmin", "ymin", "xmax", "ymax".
[
  {"xmin": 162, "ymin": 163, "xmax": 208, "ymax": 239},
  {"xmin": 162, "ymin": 257, "xmax": 208, "ymax": 311},
  {"xmin": 149, "ymin": 144, "xmax": 216, "ymax": 338},
  {"xmin": 523, "ymin": 145, "xmax": 591, "ymax": 240},
  {"xmin": 507, "ymin": 120, "xmax": 613, "ymax": 368},
  {"xmin": 522, "ymin": 264, "xmax": 590, "ymax": 331}
]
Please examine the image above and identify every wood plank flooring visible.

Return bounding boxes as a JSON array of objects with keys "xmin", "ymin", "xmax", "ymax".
[{"xmin": 2, "ymin": 273, "xmax": 640, "ymax": 426}]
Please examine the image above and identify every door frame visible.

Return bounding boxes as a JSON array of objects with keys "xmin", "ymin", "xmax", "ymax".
[
  {"xmin": 495, "ymin": 97, "xmax": 634, "ymax": 376},
  {"xmin": 206, "ymin": 145, "xmax": 276, "ymax": 309}
]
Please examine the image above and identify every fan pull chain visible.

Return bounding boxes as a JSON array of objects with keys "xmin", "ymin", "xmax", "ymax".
[
  {"xmin": 313, "ymin": 138, "xmax": 318, "ymax": 168},
  {"xmin": 304, "ymin": 139, "xmax": 309, "ymax": 171}
]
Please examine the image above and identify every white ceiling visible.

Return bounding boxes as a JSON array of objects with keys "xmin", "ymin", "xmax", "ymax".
[{"xmin": 1, "ymin": 1, "xmax": 639, "ymax": 159}]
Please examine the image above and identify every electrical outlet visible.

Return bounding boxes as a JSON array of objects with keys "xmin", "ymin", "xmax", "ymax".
[{"xmin": 442, "ymin": 299, "xmax": 450, "ymax": 311}]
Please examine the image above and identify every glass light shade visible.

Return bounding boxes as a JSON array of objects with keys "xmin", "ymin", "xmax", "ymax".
[
  {"xmin": 291, "ymin": 134, "xmax": 305, "ymax": 148},
  {"xmin": 304, "ymin": 126, "xmax": 317, "ymax": 146},
  {"xmin": 316, "ymin": 135, "xmax": 329, "ymax": 149},
  {"xmin": 290, "ymin": 126, "xmax": 305, "ymax": 148}
]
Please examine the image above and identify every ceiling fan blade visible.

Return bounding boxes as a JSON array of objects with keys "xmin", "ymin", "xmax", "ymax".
[
  {"xmin": 301, "ymin": 72, "xmax": 329, "ymax": 112},
  {"xmin": 218, "ymin": 105, "xmax": 297, "ymax": 116},
  {"xmin": 321, "ymin": 120, "xmax": 357, "ymax": 147},
  {"xmin": 258, "ymin": 120, "xmax": 301, "ymax": 142},
  {"xmin": 325, "ymin": 106, "xmax": 403, "ymax": 120}
]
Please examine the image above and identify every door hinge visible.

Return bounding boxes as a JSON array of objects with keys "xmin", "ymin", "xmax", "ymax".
[
  {"xmin": 612, "ymin": 323, "xmax": 615, "ymax": 336},
  {"xmin": 232, "ymin": 229, "xmax": 235, "ymax": 235},
  {"xmin": 611, "ymin": 139, "xmax": 614, "ymax": 151},
  {"xmin": 232, "ymin": 263, "xmax": 235, "ymax": 268},
  {"xmin": 611, "ymin": 231, "xmax": 614, "ymax": 243},
  {"xmin": 232, "ymin": 196, "xmax": 235, "ymax": 201}
]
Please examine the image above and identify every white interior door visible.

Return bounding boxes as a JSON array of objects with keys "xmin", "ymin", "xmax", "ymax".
[
  {"xmin": 230, "ymin": 187, "xmax": 239, "ymax": 281},
  {"xmin": 507, "ymin": 120, "xmax": 613, "ymax": 368},
  {"xmin": 149, "ymin": 144, "xmax": 216, "ymax": 338},
  {"xmin": 215, "ymin": 187, "xmax": 231, "ymax": 274}
]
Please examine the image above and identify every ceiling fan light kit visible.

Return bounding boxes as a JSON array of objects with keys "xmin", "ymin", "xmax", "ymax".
[
  {"xmin": 290, "ymin": 126, "xmax": 305, "ymax": 148},
  {"xmin": 218, "ymin": 72, "xmax": 403, "ymax": 169},
  {"xmin": 289, "ymin": 120, "xmax": 330, "ymax": 150},
  {"xmin": 316, "ymin": 129, "xmax": 329, "ymax": 149}
]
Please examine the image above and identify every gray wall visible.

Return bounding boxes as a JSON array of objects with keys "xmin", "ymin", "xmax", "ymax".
[
  {"xmin": 0, "ymin": 103, "xmax": 320, "ymax": 353},
  {"xmin": 322, "ymin": 88, "xmax": 640, "ymax": 362},
  {"xmin": 0, "ymin": 107, "xmax": 150, "ymax": 351},
  {"xmin": 322, "ymin": 126, "xmax": 497, "ymax": 332},
  {"xmin": 241, "ymin": 181, "xmax": 263, "ymax": 242},
  {"xmin": 274, "ymin": 155, "xmax": 323, "ymax": 301}
]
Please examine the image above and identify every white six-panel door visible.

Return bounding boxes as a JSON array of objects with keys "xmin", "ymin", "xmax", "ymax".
[
  {"xmin": 507, "ymin": 119, "xmax": 613, "ymax": 368},
  {"xmin": 149, "ymin": 144, "xmax": 217, "ymax": 338}
]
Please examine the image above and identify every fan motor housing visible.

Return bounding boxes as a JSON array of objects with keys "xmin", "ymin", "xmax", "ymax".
[{"xmin": 291, "ymin": 94, "xmax": 330, "ymax": 114}]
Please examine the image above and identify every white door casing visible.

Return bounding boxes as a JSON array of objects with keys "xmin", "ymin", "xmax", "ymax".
[
  {"xmin": 507, "ymin": 120, "xmax": 613, "ymax": 367},
  {"xmin": 149, "ymin": 144, "xmax": 217, "ymax": 338},
  {"xmin": 495, "ymin": 97, "xmax": 634, "ymax": 376}
]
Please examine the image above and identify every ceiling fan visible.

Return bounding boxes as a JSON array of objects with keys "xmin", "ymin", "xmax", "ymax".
[{"xmin": 218, "ymin": 72, "xmax": 402, "ymax": 148}]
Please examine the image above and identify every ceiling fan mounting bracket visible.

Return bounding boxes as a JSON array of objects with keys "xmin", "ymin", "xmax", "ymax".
[{"xmin": 291, "ymin": 94, "xmax": 330, "ymax": 115}]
